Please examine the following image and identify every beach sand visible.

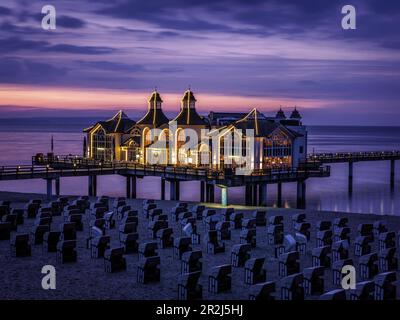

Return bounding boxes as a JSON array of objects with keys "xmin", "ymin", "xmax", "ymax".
[{"xmin": 0, "ymin": 191, "xmax": 399, "ymax": 300}]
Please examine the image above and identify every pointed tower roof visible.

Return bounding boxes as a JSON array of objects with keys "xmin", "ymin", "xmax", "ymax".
[
  {"xmin": 84, "ymin": 110, "xmax": 135, "ymax": 133},
  {"xmin": 276, "ymin": 107, "xmax": 286, "ymax": 119},
  {"xmin": 137, "ymin": 90, "xmax": 169, "ymax": 127},
  {"xmin": 290, "ymin": 107, "xmax": 302, "ymax": 119},
  {"xmin": 181, "ymin": 89, "xmax": 197, "ymax": 103},
  {"xmin": 173, "ymin": 90, "xmax": 206, "ymax": 125},
  {"xmin": 148, "ymin": 90, "xmax": 163, "ymax": 103}
]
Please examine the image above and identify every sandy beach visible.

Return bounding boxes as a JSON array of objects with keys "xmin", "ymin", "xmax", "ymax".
[{"xmin": 0, "ymin": 191, "xmax": 399, "ymax": 300}]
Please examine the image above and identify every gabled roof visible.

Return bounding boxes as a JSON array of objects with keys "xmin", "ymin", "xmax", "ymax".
[
  {"xmin": 136, "ymin": 91, "xmax": 169, "ymax": 127},
  {"xmin": 221, "ymin": 108, "xmax": 302, "ymax": 138},
  {"xmin": 232, "ymin": 108, "xmax": 277, "ymax": 137},
  {"xmin": 83, "ymin": 110, "xmax": 135, "ymax": 134},
  {"xmin": 122, "ymin": 135, "xmax": 141, "ymax": 147},
  {"xmin": 173, "ymin": 90, "xmax": 207, "ymax": 125},
  {"xmin": 271, "ymin": 125, "xmax": 303, "ymax": 139}
]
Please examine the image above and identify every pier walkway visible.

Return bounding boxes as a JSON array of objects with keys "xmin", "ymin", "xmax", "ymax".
[
  {"xmin": 0, "ymin": 150, "xmax": 398, "ymax": 207},
  {"xmin": 308, "ymin": 150, "xmax": 400, "ymax": 163},
  {"xmin": 308, "ymin": 150, "xmax": 400, "ymax": 193},
  {"xmin": 0, "ymin": 155, "xmax": 331, "ymax": 208}
]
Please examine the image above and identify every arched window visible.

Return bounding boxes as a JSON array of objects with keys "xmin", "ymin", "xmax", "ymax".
[
  {"xmin": 159, "ymin": 128, "xmax": 172, "ymax": 142},
  {"xmin": 92, "ymin": 127, "xmax": 113, "ymax": 161},
  {"xmin": 143, "ymin": 127, "xmax": 151, "ymax": 147},
  {"xmin": 127, "ymin": 140, "xmax": 140, "ymax": 162},
  {"xmin": 199, "ymin": 143, "xmax": 210, "ymax": 166}
]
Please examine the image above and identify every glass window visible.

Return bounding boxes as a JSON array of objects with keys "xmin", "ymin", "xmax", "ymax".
[{"xmin": 92, "ymin": 128, "xmax": 113, "ymax": 161}]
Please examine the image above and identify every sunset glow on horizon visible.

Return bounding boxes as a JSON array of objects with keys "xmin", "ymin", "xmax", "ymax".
[{"xmin": 0, "ymin": 84, "xmax": 329, "ymax": 112}]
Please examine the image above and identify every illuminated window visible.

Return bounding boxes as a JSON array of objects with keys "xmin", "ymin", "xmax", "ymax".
[
  {"xmin": 92, "ymin": 128, "xmax": 113, "ymax": 161},
  {"xmin": 263, "ymin": 131, "xmax": 292, "ymax": 168}
]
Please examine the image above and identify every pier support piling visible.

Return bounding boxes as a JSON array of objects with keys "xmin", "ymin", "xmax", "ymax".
[
  {"xmin": 126, "ymin": 176, "xmax": 131, "ymax": 198},
  {"xmin": 88, "ymin": 175, "xmax": 97, "ymax": 197},
  {"xmin": 169, "ymin": 180, "xmax": 180, "ymax": 201},
  {"xmin": 296, "ymin": 180, "xmax": 306, "ymax": 209},
  {"xmin": 55, "ymin": 178, "xmax": 60, "ymax": 196},
  {"xmin": 131, "ymin": 176, "xmax": 137, "ymax": 199},
  {"xmin": 277, "ymin": 182, "xmax": 282, "ymax": 208},
  {"xmin": 125, "ymin": 176, "xmax": 137, "ymax": 199},
  {"xmin": 252, "ymin": 183, "xmax": 258, "ymax": 206},
  {"xmin": 390, "ymin": 159, "xmax": 395, "ymax": 190},
  {"xmin": 93, "ymin": 175, "xmax": 97, "ymax": 197},
  {"xmin": 46, "ymin": 179, "xmax": 53, "ymax": 200},
  {"xmin": 206, "ymin": 183, "xmax": 214, "ymax": 203},
  {"xmin": 88, "ymin": 176, "xmax": 92, "ymax": 197},
  {"xmin": 348, "ymin": 162, "xmax": 354, "ymax": 195},
  {"xmin": 245, "ymin": 183, "xmax": 252, "ymax": 206},
  {"xmin": 258, "ymin": 182, "xmax": 267, "ymax": 206},
  {"xmin": 161, "ymin": 178, "xmax": 165, "ymax": 200},
  {"xmin": 200, "ymin": 181, "xmax": 205, "ymax": 202}
]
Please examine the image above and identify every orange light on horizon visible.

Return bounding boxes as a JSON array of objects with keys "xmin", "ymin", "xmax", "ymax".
[{"xmin": 0, "ymin": 84, "xmax": 329, "ymax": 112}]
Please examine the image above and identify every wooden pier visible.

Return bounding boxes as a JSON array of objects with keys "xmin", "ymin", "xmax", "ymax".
[
  {"xmin": 0, "ymin": 150, "xmax": 398, "ymax": 207},
  {"xmin": 308, "ymin": 151, "xmax": 400, "ymax": 193},
  {"xmin": 0, "ymin": 155, "xmax": 330, "ymax": 208}
]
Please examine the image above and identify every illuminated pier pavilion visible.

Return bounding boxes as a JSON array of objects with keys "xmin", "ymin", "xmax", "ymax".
[
  {"xmin": 78, "ymin": 90, "xmax": 317, "ymax": 207},
  {"xmin": 84, "ymin": 90, "xmax": 308, "ymax": 170}
]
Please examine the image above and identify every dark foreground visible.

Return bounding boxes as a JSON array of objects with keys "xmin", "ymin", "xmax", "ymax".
[{"xmin": 0, "ymin": 191, "xmax": 399, "ymax": 300}]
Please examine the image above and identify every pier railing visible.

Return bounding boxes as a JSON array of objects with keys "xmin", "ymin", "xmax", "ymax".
[
  {"xmin": 1, "ymin": 161, "xmax": 329, "ymax": 182},
  {"xmin": 308, "ymin": 150, "xmax": 400, "ymax": 163},
  {"xmin": 0, "ymin": 154, "xmax": 322, "ymax": 183},
  {"xmin": 33, "ymin": 154, "xmax": 327, "ymax": 172},
  {"xmin": 32, "ymin": 150, "xmax": 400, "ymax": 167}
]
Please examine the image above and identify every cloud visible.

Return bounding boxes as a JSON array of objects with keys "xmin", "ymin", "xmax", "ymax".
[
  {"xmin": 96, "ymin": 0, "xmax": 400, "ymax": 47},
  {"xmin": 76, "ymin": 60, "xmax": 147, "ymax": 72},
  {"xmin": 0, "ymin": 57, "xmax": 68, "ymax": 84},
  {"xmin": 56, "ymin": 15, "xmax": 87, "ymax": 29},
  {"xmin": 0, "ymin": 37, "xmax": 115, "ymax": 55},
  {"xmin": 0, "ymin": 0, "xmax": 400, "ymax": 126},
  {"xmin": 0, "ymin": 37, "xmax": 48, "ymax": 53},
  {"xmin": 0, "ymin": 6, "xmax": 11, "ymax": 15},
  {"xmin": 45, "ymin": 44, "xmax": 114, "ymax": 54}
]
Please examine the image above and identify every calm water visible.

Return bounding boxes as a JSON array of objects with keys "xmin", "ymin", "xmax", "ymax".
[{"xmin": 0, "ymin": 118, "xmax": 399, "ymax": 215}]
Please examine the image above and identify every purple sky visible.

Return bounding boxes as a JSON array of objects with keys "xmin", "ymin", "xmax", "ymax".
[{"xmin": 0, "ymin": 0, "xmax": 400, "ymax": 125}]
